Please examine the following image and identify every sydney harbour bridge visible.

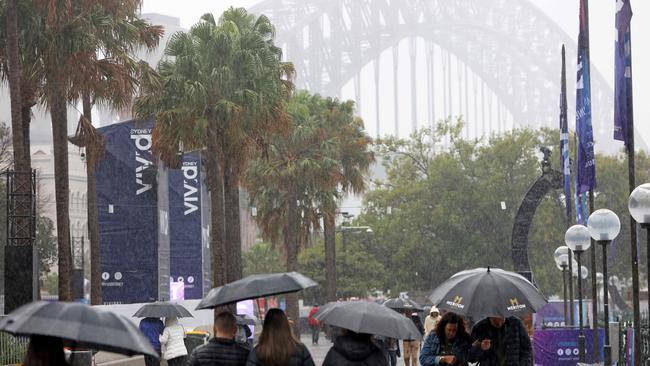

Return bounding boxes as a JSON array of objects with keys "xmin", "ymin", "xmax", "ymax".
[{"xmin": 250, "ymin": 0, "xmax": 617, "ymax": 150}]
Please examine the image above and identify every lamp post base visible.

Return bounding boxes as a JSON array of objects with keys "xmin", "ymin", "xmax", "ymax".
[
  {"xmin": 603, "ymin": 344, "xmax": 611, "ymax": 366},
  {"xmin": 579, "ymin": 333, "xmax": 586, "ymax": 363}
]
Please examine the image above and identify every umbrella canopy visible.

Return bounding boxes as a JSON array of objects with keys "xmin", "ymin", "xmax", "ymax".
[
  {"xmin": 315, "ymin": 301, "xmax": 422, "ymax": 340},
  {"xmin": 429, "ymin": 267, "xmax": 547, "ymax": 319},
  {"xmin": 196, "ymin": 272, "xmax": 318, "ymax": 310},
  {"xmin": 0, "ymin": 301, "xmax": 157, "ymax": 358},
  {"xmin": 383, "ymin": 297, "xmax": 424, "ymax": 312},
  {"xmin": 133, "ymin": 302, "xmax": 193, "ymax": 318}
]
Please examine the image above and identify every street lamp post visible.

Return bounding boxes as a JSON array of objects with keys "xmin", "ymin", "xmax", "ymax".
[
  {"xmin": 554, "ymin": 246, "xmax": 570, "ymax": 324},
  {"xmin": 565, "ymin": 224, "xmax": 592, "ymax": 362},
  {"xmin": 588, "ymin": 208, "xmax": 621, "ymax": 366},
  {"xmin": 629, "ymin": 183, "xmax": 650, "ymax": 366}
]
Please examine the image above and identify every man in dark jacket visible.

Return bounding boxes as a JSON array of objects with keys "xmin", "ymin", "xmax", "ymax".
[
  {"xmin": 187, "ymin": 311, "xmax": 250, "ymax": 366},
  {"xmin": 469, "ymin": 317, "xmax": 532, "ymax": 366},
  {"xmin": 323, "ymin": 329, "xmax": 388, "ymax": 366}
]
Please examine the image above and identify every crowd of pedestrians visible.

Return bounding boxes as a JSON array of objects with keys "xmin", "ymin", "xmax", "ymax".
[{"xmin": 133, "ymin": 307, "xmax": 531, "ymax": 366}]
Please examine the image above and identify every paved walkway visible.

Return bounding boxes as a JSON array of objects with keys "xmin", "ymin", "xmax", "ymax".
[{"xmin": 301, "ymin": 332, "xmax": 407, "ymax": 366}]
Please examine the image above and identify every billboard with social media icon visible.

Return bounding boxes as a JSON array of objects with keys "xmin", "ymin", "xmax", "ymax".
[
  {"xmin": 97, "ymin": 119, "xmax": 158, "ymax": 303},
  {"xmin": 168, "ymin": 151, "xmax": 203, "ymax": 299}
]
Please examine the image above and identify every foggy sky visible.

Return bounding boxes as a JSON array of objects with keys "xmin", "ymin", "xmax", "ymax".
[{"xmin": 141, "ymin": 0, "xmax": 650, "ymax": 147}]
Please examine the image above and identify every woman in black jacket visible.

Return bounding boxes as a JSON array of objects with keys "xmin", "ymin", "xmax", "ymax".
[
  {"xmin": 246, "ymin": 309, "xmax": 315, "ymax": 366},
  {"xmin": 322, "ymin": 329, "xmax": 388, "ymax": 366}
]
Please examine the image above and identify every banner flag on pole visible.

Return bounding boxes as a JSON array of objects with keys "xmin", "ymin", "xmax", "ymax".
[
  {"xmin": 576, "ymin": 0, "xmax": 596, "ymax": 195},
  {"xmin": 560, "ymin": 45, "xmax": 571, "ymax": 219},
  {"xmin": 614, "ymin": 0, "xmax": 633, "ymax": 147}
]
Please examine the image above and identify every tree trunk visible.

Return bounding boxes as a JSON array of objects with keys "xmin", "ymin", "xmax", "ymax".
[
  {"xmin": 223, "ymin": 157, "xmax": 242, "ymax": 283},
  {"xmin": 4, "ymin": 0, "xmax": 36, "ymax": 313},
  {"xmin": 286, "ymin": 188, "xmax": 299, "ymax": 335},
  {"xmin": 323, "ymin": 202, "xmax": 337, "ymax": 302},
  {"xmin": 6, "ymin": 0, "xmax": 25, "ymax": 171},
  {"xmin": 83, "ymin": 94, "xmax": 102, "ymax": 305},
  {"xmin": 21, "ymin": 104, "xmax": 32, "ymax": 169},
  {"xmin": 206, "ymin": 117, "xmax": 226, "ymax": 288},
  {"xmin": 48, "ymin": 73, "xmax": 72, "ymax": 302},
  {"xmin": 206, "ymin": 117, "xmax": 230, "ymax": 320}
]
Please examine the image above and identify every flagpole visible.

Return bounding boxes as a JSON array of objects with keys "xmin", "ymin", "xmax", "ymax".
[
  {"xmin": 625, "ymin": 10, "xmax": 640, "ymax": 366},
  {"xmin": 561, "ymin": 44, "xmax": 575, "ymax": 327},
  {"xmin": 588, "ymin": 189, "xmax": 599, "ymax": 362},
  {"xmin": 581, "ymin": 0, "xmax": 594, "ymax": 361}
]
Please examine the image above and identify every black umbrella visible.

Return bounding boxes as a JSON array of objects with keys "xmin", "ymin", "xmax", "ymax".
[
  {"xmin": 315, "ymin": 301, "xmax": 422, "ymax": 340},
  {"xmin": 196, "ymin": 272, "xmax": 318, "ymax": 310},
  {"xmin": 0, "ymin": 301, "xmax": 157, "ymax": 358},
  {"xmin": 133, "ymin": 302, "xmax": 193, "ymax": 318},
  {"xmin": 383, "ymin": 297, "xmax": 424, "ymax": 312},
  {"xmin": 429, "ymin": 267, "xmax": 548, "ymax": 319}
]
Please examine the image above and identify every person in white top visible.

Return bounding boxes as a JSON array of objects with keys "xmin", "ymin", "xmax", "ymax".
[
  {"xmin": 424, "ymin": 307, "xmax": 442, "ymax": 337},
  {"xmin": 160, "ymin": 317, "xmax": 188, "ymax": 366}
]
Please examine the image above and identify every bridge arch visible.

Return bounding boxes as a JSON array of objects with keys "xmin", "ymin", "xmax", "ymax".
[{"xmin": 251, "ymin": 0, "xmax": 617, "ymax": 150}]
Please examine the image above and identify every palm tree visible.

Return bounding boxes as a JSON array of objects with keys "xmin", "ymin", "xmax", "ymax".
[
  {"xmin": 318, "ymin": 98, "xmax": 374, "ymax": 302},
  {"xmin": 245, "ymin": 91, "xmax": 340, "ymax": 331},
  {"xmin": 69, "ymin": 15, "xmax": 162, "ymax": 305},
  {"xmin": 6, "ymin": 0, "xmax": 161, "ymax": 301},
  {"xmin": 134, "ymin": 8, "xmax": 293, "ymax": 289}
]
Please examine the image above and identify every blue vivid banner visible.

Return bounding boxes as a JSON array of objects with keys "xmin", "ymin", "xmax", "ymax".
[
  {"xmin": 168, "ymin": 152, "xmax": 203, "ymax": 299},
  {"xmin": 575, "ymin": 0, "xmax": 596, "ymax": 195},
  {"xmin": 533, "ymin": 329, "xmax": 604, "ymax": 366},
  {"xmin": 97, "ymin": 119, "xmax": 158, "ymax": 304},
  {"xmin": 614, "ymin": 0, "xmax": 633, "ymax": 147}
]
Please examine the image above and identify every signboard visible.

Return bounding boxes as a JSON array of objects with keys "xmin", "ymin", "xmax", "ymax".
[
  {"xmin": 97, "ymin": 119, "xmax": 158, "ymax": 303},
  {"xmin": 168, "ymin": 152, "xmax": 203, "ymax": 299},
  {"xmin": 533, "ymin": 328, "xmax": 604, "ymax": 365}
]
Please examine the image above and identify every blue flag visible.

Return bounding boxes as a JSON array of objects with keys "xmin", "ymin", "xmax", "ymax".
[
  {"xmin": 614, "ymin": 0, "xmax": 633, "ymax": 147},
  {"xmin": 576, "ymin": 0, "xmax": 596, "ymax": 195},
  {"xmin": 560, "ymin": 45, "xmax": 571, "ymax": 219}
]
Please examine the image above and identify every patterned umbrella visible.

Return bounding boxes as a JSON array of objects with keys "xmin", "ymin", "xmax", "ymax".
[{"xmin": 429, "ymin": 267, "xmax": 547, "ymax": 319}]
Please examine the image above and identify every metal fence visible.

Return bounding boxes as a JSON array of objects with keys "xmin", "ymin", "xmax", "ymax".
[
  {"xmin": 0, "ymin": 326, "xmax": 27, "ymax": 365},
  {"xmin": 617, "ymin": 313, "xmax": 650, "ymax": 364}
]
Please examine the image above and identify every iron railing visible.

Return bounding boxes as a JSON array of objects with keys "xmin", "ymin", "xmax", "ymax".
[{"xmin": 0, "ymin": 320, "xmax": 27, "ymax": 365}]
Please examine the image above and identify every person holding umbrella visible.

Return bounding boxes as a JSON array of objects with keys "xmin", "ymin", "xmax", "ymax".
[
  {"xmin": 159, "ymin": 317, "xmax": 188, "ymax": 366},
  {"xmin": 419, "ymin": 312, "xmax": 471, "ymax": 366},
  {"xmin": 22, "ymin": 335, "xmax": 68, "ymax": 366},
  {"xmin": 322, "ymin": 329, "xmax": 388, "ymax": 366},
  {"xmin": 246, "ymin": 308, "xmax": 315, "ymax": 366},
  {"xmin": 187, "ymin": 311, "xmax": 250, "ymax": 366},
  {"xmin": 468, "ymin": 317, "xmax": 532, "ymax": 366},
  {"xmin": 0, "ymin": 301, "xmax": 159, "ymax": 365},
  {"xmin": 403, "ymin": 312, "xmax": 424, "ymax": 366},
  {"xmin": 139, "ymin": 317, "xmax": 164, "ymax": 366}
]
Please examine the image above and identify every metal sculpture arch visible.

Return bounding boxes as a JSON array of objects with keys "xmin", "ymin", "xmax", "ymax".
[
  {"xmin": 511, "ymin": 166, "xmax": 563, "ymax": 282},
  {"xmin": 250, "ymin": 0, "xmax": 617, "ymax": 148}
]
